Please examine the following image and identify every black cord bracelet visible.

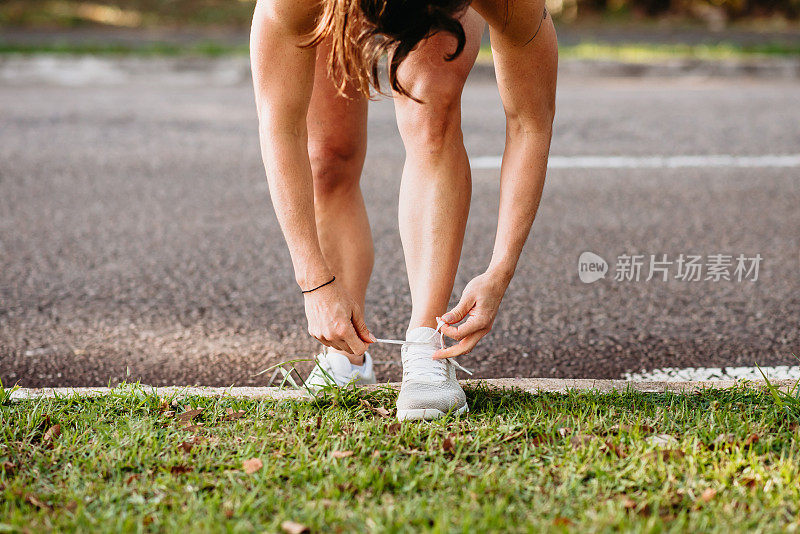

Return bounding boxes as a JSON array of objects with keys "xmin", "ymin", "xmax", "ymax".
[{"xmin": 301, "ymin": 276, "xmax": 335, "ymax": 294}]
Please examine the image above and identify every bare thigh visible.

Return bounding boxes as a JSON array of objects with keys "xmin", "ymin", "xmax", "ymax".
[{"xmin": 393, "ymin": 8, "xmax": 485, "ymax": 135}]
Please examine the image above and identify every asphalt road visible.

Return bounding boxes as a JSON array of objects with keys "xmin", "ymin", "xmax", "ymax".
[{"xmin": 1, "ymin": 68, "xmax": 799, "ymax": 387}]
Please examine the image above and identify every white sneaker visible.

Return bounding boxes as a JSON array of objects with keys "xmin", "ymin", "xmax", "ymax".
[
  {"xmin": 396, "ymin": 326, "xmax": 468, "ymax": 421},
  {"xmin": 305, "ymin": 351, "xmax": 377, "ymax": 392}
]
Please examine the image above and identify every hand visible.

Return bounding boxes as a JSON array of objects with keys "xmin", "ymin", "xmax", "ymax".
[
  {"xmin": 303, "ymin": 281, "xmax": 376, "ymax": 355},
  {"xmin": 434, "ymin": 269, "xmax": 510, "ymax": 359}
]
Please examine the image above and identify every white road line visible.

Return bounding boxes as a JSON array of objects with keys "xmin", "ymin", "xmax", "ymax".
[
  {"xmin": 470, "ymin": 154, "xmax": 800, "ymax": 170},
  {"xmin": 624, "ymin": 366, "xmax": 800, "ymax": 382}
]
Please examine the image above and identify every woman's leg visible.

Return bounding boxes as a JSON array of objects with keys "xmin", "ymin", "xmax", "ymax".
[
  {"xmin": 393, "ymin": 9, "xmax": 485, "ymax": 331},
  {"xmin": 308, "ymin": 38, "xmax": 372, "ymax": 362}
]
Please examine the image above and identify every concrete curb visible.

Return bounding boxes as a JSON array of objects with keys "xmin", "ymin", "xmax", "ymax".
[
  {"xmin": 1, "ymin": 55, "xmax": 798, "ymax": 86},
  {"xmin": 10, "ymin": 378, "xmax": 795, "ymax": 401}
]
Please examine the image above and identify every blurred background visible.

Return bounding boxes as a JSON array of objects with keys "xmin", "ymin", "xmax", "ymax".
[
  {"xmin": 1, "ymin": 0, "xmax": 799, "ymax": 55},
  {"xmin": 1, "ymin": 0, "xmax": 798, "ymax": 388}
]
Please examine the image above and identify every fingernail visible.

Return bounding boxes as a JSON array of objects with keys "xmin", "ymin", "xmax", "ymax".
[
  {"xmin": 369, "ymin": 333, "xmax": 377, "ymax": 343},
  {"xmin": 442, "ymin": 313, "xmax": 454, "ymax": 323}
]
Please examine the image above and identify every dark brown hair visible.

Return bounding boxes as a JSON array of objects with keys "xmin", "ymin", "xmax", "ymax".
[{"xmin": 305, "ymin": 0, "xmax": 470, "ymax": 99}]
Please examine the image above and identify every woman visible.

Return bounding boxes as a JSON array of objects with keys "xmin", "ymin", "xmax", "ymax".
[{"xmin": 250, "ymin": 0, "xmax": 556, "ymax": 420}]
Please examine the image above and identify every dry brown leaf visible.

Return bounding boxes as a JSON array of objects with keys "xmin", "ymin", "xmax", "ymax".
[
  {"xmin": 361, "ymin": 399, "xmax": 391, "ymax": 418},
  {"xmin": 621, "ymin": 496, "xmax": 636, "ymax": 509},
  {"xmin": 373, "ymin": 406, "xmax": 391, "ymax": 418},
  {"xmin": 442, "ymin": 436, "xmax": 455, "ymax": 453},
  {"xmin": 26, "ymin": 494, "xmax": 50, "ymax": 509},
  {"xmin": 553, "ymin": 516, "xmax": 573, "ymax": 527},
  {"xmin": 224, "ymin": 408, "xmax": 246, "ymax": 421},
  {"xmin": 371, "ymin": 450, "xmax": 381, "ymax": 459},
  {"xmin": 557, "ymin": 427, "xmax": 573, "ymax": 438},
  {"xmin": 43, "ymin": 424, "xmax": 61, "ymax": 445},
  {"xmin": 386, "ymin": 423, "xmax": 402, "ymax": 435},
  {"xmin": 170, "ymin": 465, "xmax": 193, "ymax": 475},
  {"xmin": 1, "ymin": 461, "xmax": 16, "ymax": 474},
  {"xmin": 177, "ymin": 408, "xmax": 204, "ymax": 423},
  {"xmin": 331, "ymin": 450, "xmax": 354, "ymax": 459},
  {"xmin": 178, "ymin": 441, "xmax": 194, "ymax": 453},
  {"xmin": 741, "ymin": 477, "xmax": 758, "ymax": 489},
  {"xmin": 243, "ymin": 458, "xmax": 263, "ymax": 474},
  {"xmin": 604, "ymin": 441, "xmax": 627, "ymax": 458},
  {"xmin": 125, "ymin": 474, "xmax": 140, "ymax": 485},
  {"xmin": 743, "ymin": 433, "xmax": 760, "ymax": 447},
  {"xmin": 570, "ymin": 434, "xmax": 593, "ymax": 448},
  {"xmin": 699, "ymin": 488, "xmax": 717, "ymax": 503},
  {"xmin": 281, "ymin": 520, "xmax": 310, "ymax": 534}
]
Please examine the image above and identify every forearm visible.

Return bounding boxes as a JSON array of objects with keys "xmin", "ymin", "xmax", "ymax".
[
  {"xmin": 487, "ymin": 125, "xmax": 551, "ymax": 283},
  {"xmin": 483, "ymin": 5, "xmax": 557, "ymax": 286},
  {"xmin": 258, "ymin": 122, "xmax": 331, "ymax": 288},
  {"xmin": 250, "ymin": 0, "xmax": 328, "ymax": 289}
]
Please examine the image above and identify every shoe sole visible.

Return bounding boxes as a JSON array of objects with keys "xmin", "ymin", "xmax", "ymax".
[{"xmin": 396, "ymin": 403, "xmax": 469, "ymax": 421}]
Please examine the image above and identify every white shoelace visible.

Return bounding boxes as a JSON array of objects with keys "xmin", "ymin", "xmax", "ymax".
[{"xmin": 376, "ymin": 319, "xmax": 472, "ymax": 379}]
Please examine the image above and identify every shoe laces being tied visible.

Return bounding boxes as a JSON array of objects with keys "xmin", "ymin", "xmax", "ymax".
[{"xmin": 399, "ymin": 319, "xmax": 473, "ymax": 382}]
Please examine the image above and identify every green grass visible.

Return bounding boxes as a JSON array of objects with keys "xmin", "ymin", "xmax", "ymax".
[
  {"xmin": 0, "ymin": 41, "xmax": 249, "ymax": 56},
  {"xmin": 2, "ymin": 40, "xmax": 800, "ymax": 61},
  {"xmin": 557, "ymin": 42, "xmax": 800, "ymax": 61},
  {"xmin": 475, "ymin": 42, "xmax": 800, "ymax": 63},
  {"xmin": 2, "ymin": 384, "xmax": 800, "ymax": 532}
]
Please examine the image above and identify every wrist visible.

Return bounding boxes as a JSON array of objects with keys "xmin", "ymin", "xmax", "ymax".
[
  {"xmin": 486, "ymin": 261, "xmax": 515, "ymax": 287},
  {"xmin": 301, "ymin": 275, "xmax": 336, "ymax": 295},
  {"xmin": 295, "ymin": 263, "xmax": 333, "ymax": 292}
]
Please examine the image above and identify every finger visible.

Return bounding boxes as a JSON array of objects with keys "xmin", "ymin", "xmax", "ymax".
[
  {"xmin": 432, "ymin": 330, "xmax": 486, "ymax": 359},
  {"xmin": 440, "ymin": 297, "xmax": 475, "ymax": 326},
  {"xmin": 337, "ymin": 341, "xmax": 356, "ymax": 355},
  {"xmin": 332, "ymin": 331, "xmax": 358, "ymax": 354},
  {"xmin": 438, "ymin": 315, "xmax": 485, "ymax": 341},
  {"xmin": 351, "ymin": 309, "xmax": 377, "ymax": 344},
  {"xmin": 343, "ymin": 331, "xmax": 367, "ymax": 357},
  {"xmin": 342, "ymin": 320, "xmax": 367, "ymax": 355}
]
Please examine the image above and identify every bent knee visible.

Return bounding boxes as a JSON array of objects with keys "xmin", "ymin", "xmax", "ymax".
[
  {"xmin": 309, "ymin": 140, "xmax": 365, "ymax": 198},
  {"xmin": 396, "ymin": 81, "xmax": 464, "ymax": 156}
]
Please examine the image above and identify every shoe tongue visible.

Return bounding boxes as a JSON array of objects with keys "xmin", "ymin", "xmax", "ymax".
[
  {"xmin": 405, "ymin": 326, "xmax": 438, "ymax": 343},
  {"xmin": 325, "ymin": 352, "xmax": 355, "ymax": 375}
]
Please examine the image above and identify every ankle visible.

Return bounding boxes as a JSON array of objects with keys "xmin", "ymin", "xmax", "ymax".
[{"xmin": 407, "ymin": 316, "xmax": 442, "ymax": 332}]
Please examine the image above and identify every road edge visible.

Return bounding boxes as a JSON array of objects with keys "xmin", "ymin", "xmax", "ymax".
[{"xmin": 10, "ymin": 377, "xmax": 796, "ymax": 402}]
